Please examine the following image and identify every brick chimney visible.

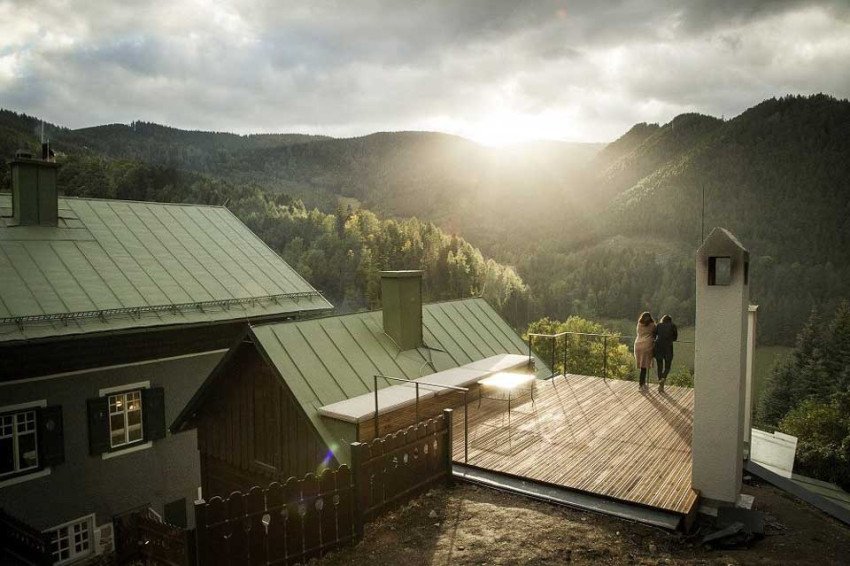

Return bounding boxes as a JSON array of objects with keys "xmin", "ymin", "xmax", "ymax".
[
  {"xmin": 380, "ymin": 270, "xmax": 423, "ymax": 351},
  {"xmin": 10, "ymin": 146, "xmax": 60, "ymax": 227}
]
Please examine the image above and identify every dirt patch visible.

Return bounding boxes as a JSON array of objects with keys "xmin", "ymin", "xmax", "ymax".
[{"xmin": 316, "ymin": 479, "xmax": 850, "ymax": 565}]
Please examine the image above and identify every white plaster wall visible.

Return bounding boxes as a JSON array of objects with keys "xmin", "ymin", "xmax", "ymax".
[{"xmin": 692, "ymin": 230, "xmax": 749, "ymax": 504}]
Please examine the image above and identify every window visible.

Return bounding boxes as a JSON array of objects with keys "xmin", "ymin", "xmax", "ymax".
[
  {"xmin": 108, "ymin": 390, "xmax": 144, "ymax": 448},
  {"xmin": 46, "ymin": 515, "xmax": 94, "ymax": 565},
  {"xmin": 708, "ymin": 256, "xmax": 732, "ymax": 286},
  {"xmin": 0, "ymin": 404, "xmax": 63, "ymax": 485},
  {"xmin": 0, "ymin": 410, "xmax": 38, "ymax": 477},
  {"xmin": 87, "ymin": 386, "xmax": 165, "ymax": 457}
]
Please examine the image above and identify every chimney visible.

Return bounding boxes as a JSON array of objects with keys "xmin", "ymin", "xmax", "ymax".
[
  {"xmin": 10, "ymin": 149, "xmax": 60, "ymax": 227},
  {"xmin": 380, "ymin": 270, "xmax": 423, "ymax": 351}
]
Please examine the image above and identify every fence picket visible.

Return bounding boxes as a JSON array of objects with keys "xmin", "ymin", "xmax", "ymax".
[
  {"xmin": 245, "ymin": 485, "xmax": 265, "ymax": 565},
  {"xmin": 193, "ymin": 414, "xmax": 452, "ymax": 565},
  {"xmin": 283, "ymin": 477, "xmax": 302, "ymax": 565}
]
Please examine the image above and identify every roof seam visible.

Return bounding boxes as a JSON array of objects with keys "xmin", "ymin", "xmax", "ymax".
[
  {"xmin": 143, "ymin": 204, "xmax": 232, "ymax": 299},
  {"xmin": 123, "ymin": 201, "xmax": 215, "ymax": 302},
  {"xmin": 443, "ymin": 301, "xmax": 498, "ymax": 357},
  {"xmin": 47, "ymin": 241, "xmax": 103, "ymax": 311},
  {"xmin": 294, "ymin": 324, "xmax": 348, "ymax": 399},
  {"xmin": 219, "ymin": 206, "xmax": 321, "ymax": 292},
  {"xmin": 160, "ymin": 204, "xmax": 253, "ymax": 299},
  {"xmin": 339, "ymin": 316, "xmax": 392, "ymax": 389},
  {"xmin": 18, "ymin": 242, "xmax": 73, "ymax": 314},
  {"xmin": 197, "ymin": 207, "xmax": 300, "ymax": 294},
  {"xmin": 89, "ymin": 200, "xmax": 173, "ymax": 304},
  {"xmin": 427, "ymin": 304, "xmax": 482, "ymax": 361},
  {"xmin": 461, "ymin": 300, "xmax": 518, "ymax": 353},
  {"xmin": 317, "ymin": 323, "xmax": 372, "ymax": 392},
  {"xmin": 267, "ymin": 327, "xmax": 324, "ymax": 403},
  {"xmin": 103, "ymin": 199, "xmax": 191, "ymax": 302},
  {"xmin": 174, "ymin": 205, "xmax": 263, "ymax": 298}
]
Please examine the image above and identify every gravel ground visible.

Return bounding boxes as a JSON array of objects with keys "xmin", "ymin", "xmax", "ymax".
[{"xmin": 316, "ymin": 479, "xmax": 850, "ymax": 565}]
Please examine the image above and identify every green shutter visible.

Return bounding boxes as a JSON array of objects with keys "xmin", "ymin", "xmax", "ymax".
[
  {"xmin": 86, "ymin": 397, "xmax": 110, "ymax": 455},
  {"xmin": 37, "ymin": 405, "xmax": 64, "ymax": 467},
  {"xmin": 142, "ymin": 387, "xmax": 166, "ymax": 442}
]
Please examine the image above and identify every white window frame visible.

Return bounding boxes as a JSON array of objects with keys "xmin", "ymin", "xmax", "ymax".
[
  {"xmin": 45, "ymin": 513, "xmax": 95, "ymax": 565},
  {"xmin": 107, "ymin": 390, "xmax": 144, "ymax": 449},
  {"xmin": 98, "ymin": 382, "xmax": 152, "ymax": 460},
  {"xmin": 0, "ymin": 400, "xmax": 48, "ymax": 487}
]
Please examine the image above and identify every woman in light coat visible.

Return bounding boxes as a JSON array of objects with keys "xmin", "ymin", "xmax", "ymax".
[{"xmin": 634, "ymin": 312, "xmax": 656, "ymax": 389}]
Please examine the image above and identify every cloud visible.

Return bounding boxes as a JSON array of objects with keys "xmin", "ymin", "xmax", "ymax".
[{"xmin": 0, "ymin": 0, "xmax": 848, "ymax": 142}]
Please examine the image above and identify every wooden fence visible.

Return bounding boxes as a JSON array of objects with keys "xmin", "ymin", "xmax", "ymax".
[
  {"xmin": 194, "ymin": 410, "xmax": 453, "ymax": 565},
  {"xmin": 0, "ymin": 508, "xmax": 52, "ymax": 566},
  {"xmin": 352, "ymin": 408, "xmax": 453, "ymax": 525},
  {"xmin": 114, "ymin": 506, "xmax": 192, "ymax": 566}
]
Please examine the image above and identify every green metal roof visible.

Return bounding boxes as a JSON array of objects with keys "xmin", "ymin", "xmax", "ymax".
[
  {"xmin": 249, "ymin": 297, "xmax": 548, "ymax": 463},
  {"xmin": 0, "ymin": 193, "xmax": 331, "ymax": 342}
]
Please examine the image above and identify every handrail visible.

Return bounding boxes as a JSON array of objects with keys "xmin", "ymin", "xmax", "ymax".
[
  {"xmin": 527, "ymin": 328, "xmax": 694, "ymax": 381},
  {"xmin": 373, "ymin": 374, "xmax": 469, "ymax": 464}
]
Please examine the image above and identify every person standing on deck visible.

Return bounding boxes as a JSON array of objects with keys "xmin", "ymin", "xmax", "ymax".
[
  {"xmin": 654, "ymin": 314, "xmax": 678, "ymax": 393},
  {"xmin": 634, "ymin": 312, "xmax": 656, "ymax": 390}
]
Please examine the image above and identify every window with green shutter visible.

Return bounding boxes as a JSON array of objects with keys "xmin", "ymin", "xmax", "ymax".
[
  {"xmin": 87, "ymin": 386, "xmax": 166, "ymax": 456},
  {"xmin": 0, "ymin": 403, "xmax": 64, "ymax": 481}
]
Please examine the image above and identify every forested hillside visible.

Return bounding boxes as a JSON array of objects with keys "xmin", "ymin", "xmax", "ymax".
[
  {"xmin": 516, "ymin": 95, "xmax": 850, "ymax": 344},
  {"xmin": 2, "ymin": 94, "xmax": 849, "ymax": 344},
  {"xmin": 0, "ymin": 118, "xmax": 529, "ymax": 321}
]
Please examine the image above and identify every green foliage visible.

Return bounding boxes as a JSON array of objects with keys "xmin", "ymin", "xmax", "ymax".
[
  {"xmin": 4, "ymin": 143, "xmax": 529, "ymax": 321},
  {"xmin": 4, "ymin": 94, "xmax": 850, "ymax": 347},
  {"xmin": 758, "ymin": 301, "xmax": 850, "ymax": 427},
  {"xmin": 779, "ymin": 393, "xmax": 850, "ymax": 490},
  {"xmin": 526, "ymin": 316, "xmax": 633, "ymax": 379},
  {"xmin": 665, "ymin": 366, "xmax": 694, "ymax": 388},
  {"xmin": 756, "ymin": 301, "xmax": 850, "ymax": 488}
]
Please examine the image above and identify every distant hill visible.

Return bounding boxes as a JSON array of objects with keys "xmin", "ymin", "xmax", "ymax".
[
  {"xmin": 524, "ymin": 94, "xmax": 850, "ymax": 343},
  {"xmin": 3, "ymin": 94, "xmax": 848, "ymax": 344}
]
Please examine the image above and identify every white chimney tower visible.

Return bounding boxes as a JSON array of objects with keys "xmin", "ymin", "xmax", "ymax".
[{"xmin": 692, "ymin": 227, "xmax": 750, "ymax": 505}]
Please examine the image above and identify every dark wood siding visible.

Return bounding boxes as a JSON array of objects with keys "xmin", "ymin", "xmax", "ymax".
[{"xmin": 196, "ymin": 342, "xmax": 332, "ymax": 495}]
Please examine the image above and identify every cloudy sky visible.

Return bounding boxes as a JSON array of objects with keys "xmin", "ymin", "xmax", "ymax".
[{"xmin": 1, "ymin": 0, "xmax": 849, "ymax": 144}]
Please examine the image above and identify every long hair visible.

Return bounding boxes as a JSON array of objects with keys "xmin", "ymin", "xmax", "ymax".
[{"xmin": 638, "ymin": 311, "xmax": 654, "ymax": 325}]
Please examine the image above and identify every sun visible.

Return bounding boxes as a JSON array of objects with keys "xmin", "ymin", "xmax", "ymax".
[{"xmin": 465, "ymin": 112, "xmax": 543, "ymax": 147}]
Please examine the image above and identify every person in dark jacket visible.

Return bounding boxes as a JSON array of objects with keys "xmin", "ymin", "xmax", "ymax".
[{"xmin": 654, "ymin": 314, "xmax": 678, "ymax": 392}]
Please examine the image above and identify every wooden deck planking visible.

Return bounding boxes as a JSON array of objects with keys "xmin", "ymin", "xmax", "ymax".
[{"xmin": 451, "ymin": 373, "xmax": 699, "ymax": 515}]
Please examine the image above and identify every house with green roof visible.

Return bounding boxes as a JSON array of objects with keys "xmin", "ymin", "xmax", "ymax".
[
  {"xmin": 0, "ymin": 150, "xmax": 330, "ymax": 562},
  {"xmin": 172, "ymin": 270, "xmax": 546, "ymax": 499}
]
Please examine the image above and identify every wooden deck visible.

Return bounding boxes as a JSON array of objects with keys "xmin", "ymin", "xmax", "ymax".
[{"xmin": 450, "ymin": 373, "xmax": 699, "ymax": 516}]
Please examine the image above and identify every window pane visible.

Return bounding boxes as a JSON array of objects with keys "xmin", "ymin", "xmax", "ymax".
[
  {"xmin": 128, "ymin": 426, "xmax": 142, "ymax": 443},
  {"xmin": 0, "ymin": 415, "xmax": 13, "ymax": 437},
  {"xmin": 0, "ymin": 437, "xmax": 13, "ymax": 474},
  {"xmin": 17, "ymin": 411, "xmax": 36, "ymax": 433},
  {"xmin": 18, "ymin": 432, "xmax": 37, "ymax": 470}
]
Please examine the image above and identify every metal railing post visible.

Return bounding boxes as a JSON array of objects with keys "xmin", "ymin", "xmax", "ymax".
[
  {"xmin": 603, "ymin": 336, "xmax": 608, "ymax": 379},
  {"xmin": 373, "ymin": 374, "xmax": 379, "ymax": 439},
  {"xmin": 550, "ymin": 336, "xmax": 556, "ymax": 379},
  {"xmin": 562, "ymin": 335, "xmax": 567, "ymax": 377},
  {"xmin": 463, "ymin": 390, "xmax": 468, "ymax": 464},
  {"xmin": 415, "ymin": 382, "xmax": 420, "ymax": 424}
]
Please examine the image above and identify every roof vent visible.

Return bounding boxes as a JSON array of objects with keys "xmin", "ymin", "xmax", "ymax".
[{"xmin": 15, "ymin": 150, "xmax": 33, "ymax": 159}]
